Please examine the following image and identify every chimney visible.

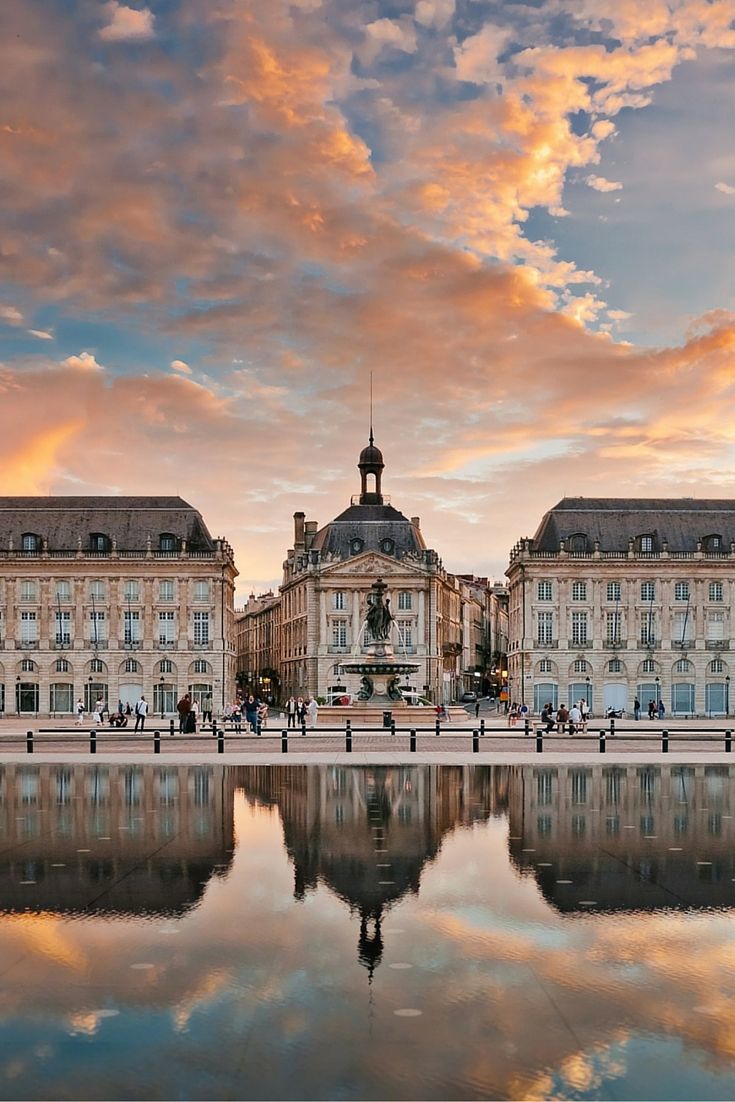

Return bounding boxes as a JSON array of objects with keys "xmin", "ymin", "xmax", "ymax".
[
  {"xmin": 304, "ymin": 520, "xmax": 318, "ymax": 550},
  {"xmin": 293, "ymin": 511, "xmax": 306, "ymax": 549},
  {"xmin": 411, "ymin": 517, "xmax": 420, "ymax": 528}
]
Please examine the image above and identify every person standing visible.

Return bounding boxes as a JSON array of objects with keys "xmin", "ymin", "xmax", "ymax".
[
  {"xmin": 634, "ymin": 697, "xmax": 641, "ymax": 721},
  {"xmin": 507, "ymin": 702, "xmax": 518, "ymax": 728},
  {"xmin": 245, "ymin": 694, "xmax": 258, "ymax": 732},
  {"xmin": 231, "ymin": 699, "xmax": 242, "ymax": 733},
  {"xmin": 580, "ymin": 698, "xmax": 589, "ymax": 731},
  {"xmin": 75, "ymin": 698, "xmax": 85, "ymax": 726},
  {"xmin": 258, "ymin": 699, "xmax": 269, "ymax": 729},
  {"xmin": 189, "ymin": 698, "xmax": 199, "ymax": 733},
  {"xmin": 648, "ymin": 699, "xmax": 656, "ymax": 720},
  {"xmin": 474, "ymin": 698, "xmax": 481, "ymax": 719},
  {"xmin": 307, "ymin": 696, "xmax": 319, "ymax": 729},
  {"xmin": 202, "ymin": 693, "xmax": 213, "ymax": 726},
  {"xmin": 568, "ymin": 702, "xmax": 582, "ymax": 736},
  {"xmin": 134, "ymin": 695, "xmax": 148, "ymax": 732},
  {"xmin": 93, "ymin": 697, "xmax": 104, "ymax": 726},
  {"xmin": 176, "ymin": 693, "xmax": 191, "ymax": 734},
  {"xmin": 658, "ymin": 698, "xmax": 665, "ymax": 720},
  {"xmin": 296, "ymin": 696, "xmax": 307, "ymax": 731},
  {"xmin": 286, "ymin": 696, "xmax": 298, "ymax": 729}
]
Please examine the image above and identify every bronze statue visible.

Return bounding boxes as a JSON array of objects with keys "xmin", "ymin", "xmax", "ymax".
[{"xmin": 365, "ymin": 577, "xmax": 394, "ymax": 641}]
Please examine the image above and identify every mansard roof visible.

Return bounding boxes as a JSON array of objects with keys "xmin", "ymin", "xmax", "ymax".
[
  {"xmin": 0, "ymin": 496, "xmax": 216, "ymax": 551},
  {"xmin": 310, "ymin": 502, "xmax": 426, "ymax": 559},
  {"xmin": 533, "ymin": 497, "xmax": 735, "ymax": 553}
]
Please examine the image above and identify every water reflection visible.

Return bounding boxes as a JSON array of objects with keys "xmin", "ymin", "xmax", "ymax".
[{"xmin": 2, "ymin": 764, "xmax": 735, "ymax": 1100}]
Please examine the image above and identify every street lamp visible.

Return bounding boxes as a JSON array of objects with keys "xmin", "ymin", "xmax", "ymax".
[
  {"xmin": 585, "ymin": 675, "xmax": 591, "ymax": 711},
  {"xmin": 655, "ymin": 676, "xmax": 660, "ymax": 717},
  {"xmin": 726, "ymin": 675, "xmax": 730, "ymax": 718},
  {"xmin": 159, "ymin": 675, "xmax": 165, "ymax": 719},
  {"xmin": 15, "ymin": 675, "xmax": 20, "ymax": 716}
]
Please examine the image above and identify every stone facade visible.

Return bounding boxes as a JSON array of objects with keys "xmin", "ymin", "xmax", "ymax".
[
  {"xmin": 0, "ymin": 497, "xmax": 237, "ymax": 717},
  {"xmin": 237, "ymin": 440, "xmax": 508, "ymax": 705},
  {"xmin": 507, "ymin": 497, "xmax": 735, "ymax": 717}
]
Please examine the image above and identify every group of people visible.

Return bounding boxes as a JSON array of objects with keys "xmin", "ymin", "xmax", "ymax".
[
  {"xmin": 223, "ymin": 695, "xmax": 270, "ymax": 732},
  {"xmin": 285, "ymin": 696, "xmax": 319, "ymax": 730},
  {"xmin": 540, "ymin": 699, "xmax": 590, "ymax": 735},
  {"xmin": 75, "ymin": 696, "xmax": 149, "ymax": 731},
  {"xmin": 506, "ymin": 701, "xmax": 530, "ymax": 727},
  {"xmin": 633, "ymin": 697, "xmax": 666, "ymax": 721}
]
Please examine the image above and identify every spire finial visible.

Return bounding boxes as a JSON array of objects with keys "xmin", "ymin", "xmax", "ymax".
[{"xmin": 369, "ymin": 371, "xmax": 374, "ymax": 446}]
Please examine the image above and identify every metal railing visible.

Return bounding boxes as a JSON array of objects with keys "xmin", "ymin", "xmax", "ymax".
[{"xmin": 2, "ymin": 714, "xmax": 733, "ymax": 755}]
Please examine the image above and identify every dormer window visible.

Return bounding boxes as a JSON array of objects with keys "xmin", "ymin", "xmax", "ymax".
[
  {"xmin": 380, "ymin": 538, "xmax": 395, "ymax": 555},
  {"xmin": 21, "ymin": 533, "xmax": 40, "ymax": 552},
  {"xmin": 90, "ymin": 533, "xmax": 109, "ymax": 552},
  {"xmin": 159, "ymin": 533, "xmax": 177, "ymax": 552},
  {"xmin": 568, "ymin": 533, "xmax": 588, "ymax": 552},
  {"xmin": 638, "ymin": 534, "xmax": 655, "ymax": 553},
  {"xmin": 704, "ymin": 533, "xmax": 723, "ymax": 551},
  {"xmin": 350, "ymin": 538, "xmax": 364, "ymax": 555}
]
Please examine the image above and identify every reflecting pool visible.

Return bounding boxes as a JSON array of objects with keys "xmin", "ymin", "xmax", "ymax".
[{"xmin": 1, "ymin": 763, "xmax": 735, "ymax": 1100}]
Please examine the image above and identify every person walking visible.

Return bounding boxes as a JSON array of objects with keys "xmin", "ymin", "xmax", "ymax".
[
  {"xmin": 189, "ymin": 698, "xmax": 199, "ymax": 733},
  {"xmin": 176, "ymin": 693, "xmax": 191, "ymax": 734},
  {"xmin": 307, "ymin": 696, "xmax": 319, "ymax": 729},
  {"xmin": 658, "ymin": 698, "xmax": 665, "ymax": 721},
  {"xmin": 75, "ymin": 698, "xmax": 85, "ymax": 726},
  {"xmin": 93, "ymin": 697, "xmax": 104, "ymax": 726},
  {"xmin": 633, "ymin": 697, "xmax": 641, "ymax": 721},
  {"xmin": 507, "ymin": 702, "xmax": 518, "ymax": 728},
  {"xmin": 134, "ymin": 695, "xmax": 148, "ymax": 732},
  {"xmin": 648, "ymin": 699, "xmax": 656, "ymax": 720},
  {"xmin": 202, "ymin": 693, "xmax": 213, "ymax": 726},
  {"xmin": 286, "ymin": 696, "xmax": 298, "ymax": 729},
  {"xmin": 257, "ymin": 699, "xmax": 269, "ymax": 729},
  {"xmin": 231, "ymin": 699, "xmax": 242, "ymax": 733},
  {"xmin": 474, "ymin": 698, "xmax": 481, "ymax": 719}
]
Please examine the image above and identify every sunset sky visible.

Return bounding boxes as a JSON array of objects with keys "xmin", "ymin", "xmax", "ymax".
[{"xmin": 3, "ymin": 0, "xmax": 735, "ymax": 598}]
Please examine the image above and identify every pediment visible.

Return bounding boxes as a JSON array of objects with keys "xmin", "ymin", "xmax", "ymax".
[{"xmin": 320, "ymin": 551, "xmax": 426, "ymax": 578}]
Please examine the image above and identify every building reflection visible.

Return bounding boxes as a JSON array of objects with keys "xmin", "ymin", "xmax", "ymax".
[
  {"xmin": 237, "ymin": 765, "xmax": 510, "ymax": 976},
  {"xmin": 507, "ymin": 763, "xmax": 735, "ymax": 911},
  {"xmin": 0, "ymin": 764, "xmax": 236, "ymax": 916}
]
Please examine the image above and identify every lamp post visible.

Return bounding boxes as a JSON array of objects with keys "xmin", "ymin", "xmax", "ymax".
[
  {"xmin": 726, "ymin": 675, "xmax": 730, "ymax": 718},
  {"xmin": 585, "ymin": 675, "xmax": 591, "ymax": 712},
  {"xmin": 159, "ymin": 675, "xmax": 165, "ymax": 719},
  {"xmin": 15, "ymin": 675, "xmax": 20, "ymax": 717},
  {"xmin": 655, "ymin": 676, "xmax": 660, "ymax": 717}
]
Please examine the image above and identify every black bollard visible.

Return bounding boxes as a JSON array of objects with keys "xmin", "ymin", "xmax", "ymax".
[
  {"xmin": 256, "ymin": 719, "xmax": 262, "ymax": 737},
  {"xmin": 480, "ymin": 718, "xmax": 485, "ymax": 739},
  {"xmin": 524, "ymin": 716, "xmax": 530, "ymax": 738},
  {"xmin": 154, "ymin": 729, "xmax": 161, "ymax": 754},
  {"xmin": 599, "ymin": 730, "xmax": 606, "ymax": 754},
  {"xmin": 535, "ymin": 728, "xmax": 543, "ymax": 753},
  {"xmin": 90, "ymin": 728, "xmax": 96, "ymax": 755},
  {"xmin": 390, "ymin": 717, "xmax": 396, "ymax": 737},
  {"xmin": 346, "ymin": 719, "xmax": 352, "ymax": 753},
  {"xmin": 662, "ymin": 728, "xmax": 669, "ymax": 753},
  {"xmin": 281, "ymin": 729, "xmax": 288, "ymax": 754},
  {"xmin": 301, "ymin": 721, "xmax": 307, "ymax": 738},
  {"xmin": 410, "ymin": 728, "xmax": 417, "ymax": 753},
  {"xmin": 435, "ymin": 717, "xmax": 440, "ymax": 736},
  {"xmin": 26, "ymin": 730, "xmax": 33, "ymax": 754},
  {"xmin": 472, "ymin": 728, "xmax": 479, "ymax": 753},
  {"xmin": 610, "ymin": 716, "xmax": 616, "ymax": 738},
  {"xmin": 217, "ymin": 727, "xmax": 224, "ymax": 754},
  {"xmin": 212, "ymin": 718, "xmax": 218, "ymax": 743},
  {"xmin": 169, "ymin": 717, "xmax": 175, "ymax": 738},
  {"xmin": 726, "ymin": 729, "xmax": 732, "ymax": 754}
]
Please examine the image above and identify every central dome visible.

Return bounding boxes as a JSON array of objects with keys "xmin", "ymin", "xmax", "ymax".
[{"xmin": 359, "ymin": 442, "xmax": 384, "ymax": 467}]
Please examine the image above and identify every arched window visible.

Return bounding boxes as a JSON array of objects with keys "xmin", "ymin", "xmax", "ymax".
[
  {"xmin": 20, "ymin": 658, "xmax": 36, "ymax": 672},
  {"xmin": 538, "ymin": 658, "xmax": 552, "ymax": 674},
  {"xmin": 90, "ymin": 658, "xmax": 104, "ymax": 673},
  {"xmin": 573, "ymin": 659, "xmax": 588, "ymax": 673},
  {"xmin": 675, "ymin": 659, "xmax": 692, "ymax": 673},
  {"xmin": 159, "ymin": 658, "xmax": 173, "ymax": 674},
  {"xmin": 642, "ymin": 658, "xmax": 656, "ymax": 673},
  {"xmin": 193, "ymin": 658, "xmax": 210, "ymax": 674},
  {"xmin": 710, "ymin": 658, "xmax": 725, "ymax": 673},
  {"xmin": 55, "ymin": 658, "xmax": 71, "ymax": 673},
  {"xmin": 608, "ymin": 659, "xmax": 622, "ymax": 673},
  {"xmin": 568, "ymin": 533, "xmax": 588, "ymax": 552},
  {"xmin": 123, "ymin": 658, "xmax": 141, "ymax": 674}
]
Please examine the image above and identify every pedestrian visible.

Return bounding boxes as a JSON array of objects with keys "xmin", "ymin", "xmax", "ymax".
[
  {"xmin": 658, "ymin": 698, "xmax": 665, "ymax": 720},
  {"xmin": 633, "ymin": 697, "xmax": 641, "ymax": 721},
  {"xmin": 579, "ymin": 698, "xmax": 589, "ymax": 732},
  {"xmin": 245, "ymin": 694, "xmax": 258, "ymax": 732},
  {"xmin": 258, "ymin": 700, "xmax": 269, "ymax": 729},
  {"xmin": 507, "ymin": 702, "xmax": 518, "ymax": 728},
  {"xmin": 286, "ymin": 695, "xmax": 298, "ymax": 729},
  {"xmin": 117, "ymin": 698, "xmax": 124, "ymax": 716},
  {"xmin": 541, "ymin": 702, "xmax": 555, "ymax": 732},
  {"xmin": 75, "ymin": 697, "xmax": 85, "ymax": 726},
  {"xmin": 125, "ymin": 702, "xmax": 132, "ymax": 718},
  {"xmin": 648, "ymin": 699, "xmax": 656, "ymax": 720},
  {"xmin": 556, "ymin": 703, "xmax": 569, "ymax": 734},
  {"xmin": 231, "ymin": 700, "xmax": 242, "ymax": 733},
  {"xmin": 569, "ymin": 702, "xmax": 582, "ymax": 736},
  {"xmin": 202, "ymin": 693, "xmax": 213, "ymax": 726},
  {"xmin": 474, "ymin": 699, "xmax": 480, "ymax": 719},
  {"xmin": 296, "ymin": 696, "xmax": 307, "ymax": 730},
  {"xmin": 307, "ymin": 696, "xmax": 319, "ymax": 728},
  {"xmin": 519, "ymin": 702, "xmax": 529, "ymax": 727},
  {"xmin": 190, "ymin": 698, "xmax": 199, "ymax": 732},
  {"xmin": 93, "ymin": 697, "xmax": 104, "ymax": 725},
  {"xmin": 176, "ymin": 692, "xmax": 191, "ymax": 734},
  {"xmin": 134, "ymin": 695, "xmax": 148, "ymax": 732}
]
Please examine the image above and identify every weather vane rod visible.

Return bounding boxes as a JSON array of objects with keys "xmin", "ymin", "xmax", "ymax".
[{"xmin": 369, "ymin": 371, "xmax": 374, "ymax": 445}]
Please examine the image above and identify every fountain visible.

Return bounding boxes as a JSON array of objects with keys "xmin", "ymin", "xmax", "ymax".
[{"xmin": 340, "ymin": 577, "xmax": 420, "ymax": 706}]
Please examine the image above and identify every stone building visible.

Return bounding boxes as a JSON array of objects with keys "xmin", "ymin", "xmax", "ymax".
[
  {"xmin": 235, "ymin": 591, "xmax": 281, "ymax": 701},
  {"xmin": 0, "ymin": 496, "xmax": 237, "ymax": 717},
  {"xmin": 507, "ymin": 497, "xmax": 735, "ymax": 717},
  {"xmin": 239, "ymin": 437, "xmax": 508, "ymax": 705}
]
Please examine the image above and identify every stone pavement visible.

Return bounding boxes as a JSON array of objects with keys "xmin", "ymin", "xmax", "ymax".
[{"xmin": 0, "ymin": 713, "xmax": 733, "ymax": 763}]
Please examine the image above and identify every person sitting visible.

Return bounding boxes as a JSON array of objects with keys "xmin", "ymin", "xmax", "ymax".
[
  {"xmin": 540, "ymin": 703, "xmax": 555, "ymax": 732},
  {"xmin": 556, "ymin": 703, "xmax": 569, "ymax": 734}
]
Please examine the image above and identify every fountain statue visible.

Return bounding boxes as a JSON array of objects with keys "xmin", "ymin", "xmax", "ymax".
[{"xmin": 340, "ymin": 577, "xmax": 419, "ymax": 706}]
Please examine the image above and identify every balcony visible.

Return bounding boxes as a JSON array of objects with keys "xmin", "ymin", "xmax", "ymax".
[
  {"xmin": 603, "ymin": 640, "xmax": 627, "ymax": 649},
  {"xmin": 19, "ymin": 640, "xmax": 38, "ymax": 649},
  {"xmin": 123, "ymin": 641, "xmax": 142, "ymax": 650},
  {"xmin": 192, "ymin": 641, "xmax": 212, "ymax": 650},
  {"xmin": 673, "ymin": 640, "xmax": 694, "ymax": 649},
  {"xmin": 156, "ymin": 640, "xmax": 178, "ymax": 650},
  {"xmin": 706, "ymin": 640, "xmax": 730, "ymax": 650},
  {"xmin": 87, "ymin": 640, "xmax": 108, "ymax": 649},
  {"xmin": 53, "ymin": 641, "xmax": 72, "ymax": 650},
  {"xmin": 536, "ymin": 640, "xmax": 559, "ymax": 649}
]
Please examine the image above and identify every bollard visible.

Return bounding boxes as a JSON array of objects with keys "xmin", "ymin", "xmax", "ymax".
[
  {"xmin": 726, "ymin": 729, "xmax": 732, "ymax": 754},
  {"xmin": 472, "ymin": 728, "xmax": 479, "ymax": 753},
  {"xmin": 217, "ymin": 726, "xmax": 224, "ymax": 754},
  {"xmin": 153, "ymin": 729, "xmax": 161, "ymax": 754},
  {"xmin": 169, "ymin": 717, "xmax": 175, "ymax": 738},
  {"xmin": 536, "ymin": 728, "xmax": 543, "ymax": 753},
  {"xmin": 212, "ymin": 718, "xmax": 218, "ymax": 743},
  {"xmin": 26, "ymin": 729, "xmax": 33, "ymax": 755},
  {"xmin": 390, "ymin": 717, "xmax": 396, "ymax": 737},
  {"xmin": 524, "ymin": 716, "xmax": 530, "ymax": 738},
  {"xmin": 610, "ymin": 716, "xmax": 616, "ymax": 738},
  {"xmin": 410, "ymin": 728, "xmax": 417, "ymax": 753},
  {"xmin": 281, "ymin": 729, "xmax": 288, "ymax": 754},
  {"xmin": 90, "ymin": 728, "xmax": 96, "ymax": 755},
  {"xmin": 346, "ymin": 718, "xmax": 352, "ymax": 753},
  {"xmin": 256, "ymin": 718, "xmax": 262, "ymax": 737},
  {"xmin": 662, "ymin": 728, "xmax": 669, "ymax": 753},
  {"xmin": 435, "ymin": 717, "xmax": 440, "ymax": 737},
  {"xmin": 480, "ymin": 718, "xmax": 485, "ymax": 739},
  {"xmin": 599, "ymin": 729, "xmax": 606, "ymax": 754},
  {"xmin": 301, "ymin": 721, "xmax": 307, "ymax": 738}
]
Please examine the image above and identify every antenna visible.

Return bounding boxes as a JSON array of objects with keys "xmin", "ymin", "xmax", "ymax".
[{"xmin": 369, "ymin": 371, "xmax": 374, "ymax": 446}]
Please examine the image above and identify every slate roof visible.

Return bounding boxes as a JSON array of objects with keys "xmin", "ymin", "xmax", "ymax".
[
  {"xmin": 311, "ymin": 503, "xmax": 426, "ymax": 559},
  {"xmin": 0, "ymin": 496, "xmax": 216, "ymax": 551},
  {"xmin": 533, "ymin": 497, "xmax": 735, "ymax": 553}
]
